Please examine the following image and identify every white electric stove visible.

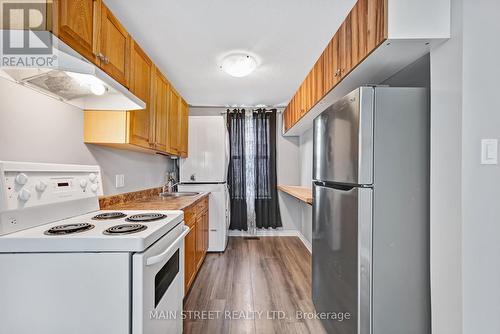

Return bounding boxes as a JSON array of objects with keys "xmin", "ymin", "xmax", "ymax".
[{"xmin": 0, "ymin": 161, "xmax": 188, "ymax": 334}]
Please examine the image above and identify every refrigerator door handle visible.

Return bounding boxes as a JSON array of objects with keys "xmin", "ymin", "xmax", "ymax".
[{"xmin": 313, "ymin": 180, "xmax": 356, "ymax": 191}]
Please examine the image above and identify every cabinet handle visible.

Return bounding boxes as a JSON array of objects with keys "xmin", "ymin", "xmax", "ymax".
[
  {"xmin": 104, "ymin": 57, "xmax": 110, "ymax": 64},
  {"xmin": 97, "ymin": 53, "xmax": 104, "ymax": 60}
]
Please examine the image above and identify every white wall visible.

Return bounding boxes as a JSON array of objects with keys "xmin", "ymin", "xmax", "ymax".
[
  {"xmin": 429, "ymin": 0, "xmax": 464, "ymax": 332},
  {"xmin": 0, "ymin": 79, "xmax": 172, "ymax": 196},
  {"xmin": 298, "ymin": 128, "xmax": 314, "ymax": 244},
  {"xmin": 461, "ymin": 0, "xmax": 500, "ymax": 332},
  {"xmin": 276, "ymin": 112, "xmax": 302, "ymax": 232}
]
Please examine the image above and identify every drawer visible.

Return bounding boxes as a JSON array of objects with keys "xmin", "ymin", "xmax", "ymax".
[{"xmin": 195, "ymin": 196, "xmax": 208, "ymax": 215}]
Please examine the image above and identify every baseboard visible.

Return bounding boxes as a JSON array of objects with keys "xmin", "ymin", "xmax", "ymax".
[
  {"xmin": 296, "ymin": 231, "xmax": 312, "ymax": 253},
  {"xmin": 228, "ymin": 229, "xmax": 312, "ymax": 253}
]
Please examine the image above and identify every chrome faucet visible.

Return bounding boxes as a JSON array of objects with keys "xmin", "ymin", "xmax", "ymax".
[{"xmin": 163, "ymin": 173, "xmax": 179, "ymax": 194}]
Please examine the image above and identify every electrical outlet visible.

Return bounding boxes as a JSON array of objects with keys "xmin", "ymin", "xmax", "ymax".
[{"xmin": 115, "ymin": 174, "xmax": 125, "ymax": 188}]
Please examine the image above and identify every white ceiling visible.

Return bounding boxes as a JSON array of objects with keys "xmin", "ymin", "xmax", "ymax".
[{"xmin": 105, "ymin": 0, "xmax": 356, "ymax": 107}]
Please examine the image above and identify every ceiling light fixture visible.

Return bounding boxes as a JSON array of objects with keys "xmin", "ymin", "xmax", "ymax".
[{"xmin": 220, "ymin": 53, "xmax": 257, "ymax": 78}]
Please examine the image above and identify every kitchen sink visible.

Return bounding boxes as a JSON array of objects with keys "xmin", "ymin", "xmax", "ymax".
[{"xmin": 159, "ymin": 192, "xmax": 200, "ymax": 198}]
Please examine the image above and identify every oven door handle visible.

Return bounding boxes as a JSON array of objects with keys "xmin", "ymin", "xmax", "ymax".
[{"xmin": 146, "ymin": 226, "xmax": 190, "ymax": 266}]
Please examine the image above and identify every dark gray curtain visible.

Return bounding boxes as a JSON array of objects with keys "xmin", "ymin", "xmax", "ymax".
[
  {"xmin": 227, "ymin": 109, "xmax": 248, "ymax": 231},
  {"xmin": 253, "ymin": 109, "xmax": 282, "ymax": 229}
]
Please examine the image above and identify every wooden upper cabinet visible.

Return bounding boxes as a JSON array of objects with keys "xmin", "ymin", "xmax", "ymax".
[
  {"xmin": 98, "ymin": 3, "xmax": 130, "ymax": 87},
  {"xmin": 128, "ymin": 40, "xmax": 154, "ymax": 149},
  {"xmin": 339, "ymin": 16, "xmax": 353, "ymax": 79},
  {"xmin": 53, "ymin": 0, "xmax": 132, "ymax": 87},
  {"xmin": 322, "ymin": 33, "xmax": 340, "ymax": 95},
  {"xmin": 351, "ymin": 0, "xmax": 368, "ymax": 65},
  {"xmin": 179, "ymin": 99, "xmax": 189, "ymax": 158},
  {"xmin": 168, "ymin": 88, "xmax": 181, "ymax": 155},
  {"xmin": 153, "ymin": 70, "xmax": 170, "ymax": 153},
  {"xmin": 283, "ymin": 0, "xmax": 389, "ymax": 133},
  {"xmin": 53, "ymin": 0, "xmax": 99, "ymax": 64},
  {"xmin": 312, "ymin": 59, "xmax": 323, "ymax": 107},
  {"xmin": 61, "ymin": 1, "xmax": 189, "ymax": 156},
  {"xmin": 367, "ymin": 0, "xmax": 387, "ymax": 52}
]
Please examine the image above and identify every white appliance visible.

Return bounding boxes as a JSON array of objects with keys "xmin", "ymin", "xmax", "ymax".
[
  {"xmin": 0, "ymin": 161, "xmax": 188, "ymax": 334},
  {"xmin": 179, "ymin": 116, "xmax": 230, "ymax": 252}
]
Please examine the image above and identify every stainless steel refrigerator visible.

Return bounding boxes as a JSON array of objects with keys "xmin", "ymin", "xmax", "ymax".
[{"xmin": 312, "ymin": 86, "xmax": 430, "ymax": 334}]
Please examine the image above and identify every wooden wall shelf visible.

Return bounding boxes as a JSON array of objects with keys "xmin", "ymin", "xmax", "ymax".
[{"xmin": 278, "ymin": 185, "xmax": 313, "ymax": 205}]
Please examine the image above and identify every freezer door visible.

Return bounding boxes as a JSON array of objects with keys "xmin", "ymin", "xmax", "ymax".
[
  {"xmin": 313, "ymin": 87, "xmax": 374, "ymax": 185},
  {"xmin": 179, "ymin": 116, "xmax": 228, "ymax": 183},
  {"xmin": 312, "ymin": 183, "xmax": 372, "ymax": 334}
]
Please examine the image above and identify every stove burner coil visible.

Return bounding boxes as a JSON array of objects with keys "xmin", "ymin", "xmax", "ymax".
[
  {"xmin": 125, "ymin": 213, "xmax": 167, "ymax": 223},
  {"xmin": 92, "ymin": 212, "xmax": 127, "ymax": 220},
  {"xmin": 103, "ymin": 224, "xmax": 147, "ymax": 235},
  {"xmin": 44, "ymin": 223, "xmax": 94, "ymax": 235}
]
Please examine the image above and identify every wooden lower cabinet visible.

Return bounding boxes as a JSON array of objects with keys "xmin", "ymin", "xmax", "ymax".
[
  {"xmin": 183, "ymin": 196, "xmax": 209, "ymax": 296},
  {"xmin": 184, "ymin": 217, "xmax": 197, "ymax": 294}
]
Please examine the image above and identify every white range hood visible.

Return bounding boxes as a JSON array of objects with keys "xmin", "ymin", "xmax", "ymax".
[{"xmin": 0, "ymin": 30, "xmax": 145, "ymax": 111}]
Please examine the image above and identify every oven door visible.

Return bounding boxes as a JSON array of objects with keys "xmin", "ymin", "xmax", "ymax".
[{"xmin": 132, "ymin": 223, "xmax": 189, "ymax": 334}]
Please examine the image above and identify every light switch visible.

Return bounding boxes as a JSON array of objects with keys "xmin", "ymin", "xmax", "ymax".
[
  {"xmin": 481, "ymin": 139, "xmax": 498, "ymax": 165},
  {"xmin": 115, "ymin": 174, "xmax": 125, "ymax": 188}
]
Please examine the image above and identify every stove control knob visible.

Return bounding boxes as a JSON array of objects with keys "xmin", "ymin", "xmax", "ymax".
[
  {"xmin": 80, "ymin": 179, "xmax": 88, "ymax": 189},
  {"xmin": 89, "ymin": 173, "xmax": 97, "ymax": 183},
  {"xmin": 18, "ymin": 188, "xmax": 31, "ymax": 202},
  {"xmin": 35, "ymin": 180, "xmax": 47, "ymax": 192},
  {"xmin": 90, "ymin": 184, "xmax": 98, "ymax": 193},
  {"xmin": 15, "ymin": 173, "xmax": 28, "ymax": 186}
]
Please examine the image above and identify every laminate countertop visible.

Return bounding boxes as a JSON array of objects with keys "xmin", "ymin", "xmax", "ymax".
[
  {"xmin": 100, "ymin": 189, "xmax": 209, "ymax": 211},
  {"xmin": 278, "ymin": 185, "xmax": 313, "ymax": 205}
]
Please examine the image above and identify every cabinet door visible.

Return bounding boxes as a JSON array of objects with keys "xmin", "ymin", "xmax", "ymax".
[
  {"xmin": 129, "ymin": 41, "xmax": 154, "ymax": 149},
  {"xmin": 312, "ymin": 59, "xmax": 323, "ymax": 107},
  {"xmin": 203, "ymin": 210, "xmax": 209, "ymax": 253},
  {"xmin": 195, "ymin": 216, "xmax": 203, "ymax": 268},
  {"xmin": 179, "ymin": 99, "xmax": 189, "ymax": 158},
  {"xmin": 53, "ymin": 0, "xmax": 99, "ymax": 64},
  {"xmin": 153, "ymin": 71, "xmax": 169, "ymax": 153},
  {"xmin": 303, "ymin": 75, "xmax": 311, "ymax": 114},
  {"xmin": 367, "ymin": 0, "xmax": 387, "ymax": 52},
  {"xmin": 184, "ymin": 223, "xmax": 196, "ymax": 294},
  {"xmin": 283, "ymin": 107, "xmax": 290, "ymax": 132},
  {"xmin": 99, "ymin": 3, "xmax": 130, "ymax": 87},
  {"xmin": 322, "ymin": 33, "xmax": 340, "ymax": 96},
  {"xmin": 339, "ymin": 16, "xmax": 353, "ymax": 79},
  {"xmin": 168, "ymin": 88, "xmax": 181, "ymax": 155},
  {"xmin": 294, "ymin": 93, "xmax": 300, "ymax": 122},
  {"xmin": 351, "ymin": 0, "xmax": 367, "ymax": 66}
]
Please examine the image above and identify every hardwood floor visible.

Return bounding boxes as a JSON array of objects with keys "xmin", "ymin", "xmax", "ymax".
[{"xmin": 183, "ymin": 237, "xmax": 327, "ymax": 334}]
